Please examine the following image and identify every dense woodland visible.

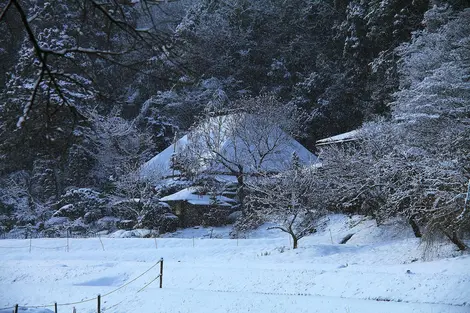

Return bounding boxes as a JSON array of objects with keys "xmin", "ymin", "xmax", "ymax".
[{"xmin": 0, "ymin": 0, "xmax": 469, "ymax": 249}]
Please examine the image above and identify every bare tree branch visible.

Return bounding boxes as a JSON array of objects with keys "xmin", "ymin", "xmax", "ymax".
[{"xmin": 0, "ymin": 0, "xmax": 12, "ymax": 22}]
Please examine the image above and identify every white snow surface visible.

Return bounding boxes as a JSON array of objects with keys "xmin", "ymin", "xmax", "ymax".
[{"xmin": 1, "ymin": 215, "xmax": 469, "ymax": 313}]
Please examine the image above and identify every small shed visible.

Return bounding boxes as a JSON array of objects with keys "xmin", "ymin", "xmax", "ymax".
[{"xmin": 159, "ymin": 187, "xmax": 237, "ymax": 227}]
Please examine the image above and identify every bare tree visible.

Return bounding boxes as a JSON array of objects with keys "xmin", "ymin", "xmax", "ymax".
[
  {"xmin": 176, "ymin": 94, "xmax": 311, "ymax": 213},
  {"xmin": 113, "ymin": 165, "xmax": 155, "ymax": 222},
  {"xmin": 0, "ymin": 171, "xmax": 45, "ymax": 229},
  {"xmin": 317, "ymin": 8, "xmax": 470, "ymax": 250},
  {"xmin": 245, "ymin": 160, "xmax": 324, "ymax": 249},
  {"xmin": 90, "ymin": 109, "xmax": 154, "ymax": 181},
  {"xmin": 390, "ymin": 7, "xmax": 470, "ymax": 250},
  {"xmin": 319, "ymin": 119, "xmax": 469, "ymax": 249}
]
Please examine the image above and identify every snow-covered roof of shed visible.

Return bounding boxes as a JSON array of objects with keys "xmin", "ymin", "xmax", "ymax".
[
  {"xmin": 187, "ymin": 199, "xmax": 232, "ymax": 206},
  {"xmin": 159, "ymin": 187, "xmax": 236, "ymax": 206},
  {"xmin": 316, "ymin": 130, "xmax": 359, "ymax": 147},
  {"xmin": 141, "ymin": 114, "xmax": 317, "ymax": 181}
]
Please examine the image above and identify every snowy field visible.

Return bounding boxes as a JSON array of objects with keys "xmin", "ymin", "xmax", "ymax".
[{"xmin": 1, "ymin": 215, "xmax": 469, "ymax": 313}]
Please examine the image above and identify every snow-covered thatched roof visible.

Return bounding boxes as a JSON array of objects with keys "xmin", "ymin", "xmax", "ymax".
[
  {"xmin": 316, "ymin": 130, "xmax": 359, "ymax": 147},
  {"xmin": 159, "ymin": 187, "xmax": 236, "ymax": 206},
  {"xmin": 140, "ymin": 134, "xmax": 189, "ymax": 179},
  {"xmin": 141, "ymin": 114, "xmax": 317, "ymax": 181}
]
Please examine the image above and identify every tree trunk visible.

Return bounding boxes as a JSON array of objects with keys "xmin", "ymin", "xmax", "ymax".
[
  {"xmin": 449, "ymin": 231, "xmax": 467, "ymax": 251},
  {"xmin": 236, "ymin": 171, "xmax": 245, "ymax": 215},
  {"xmin": 442, "ymin": 230, "xmax": 467, "ymax": 251},
  {"xmin": 409, "ymin": 217, "xmax": 422, "ymax": 238},
  {"xmin": 292, "ymin": 235, "xmax": 298, "ymax": 249}
]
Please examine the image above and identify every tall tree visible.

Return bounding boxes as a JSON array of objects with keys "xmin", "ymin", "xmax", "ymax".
[{"xmin": 319, "ymin": 6, "xmax": 470, "ymax": 250}]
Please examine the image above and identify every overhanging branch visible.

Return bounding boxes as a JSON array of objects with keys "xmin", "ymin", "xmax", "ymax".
[{"xmin": 0, "ymin": 0, "xmax": 12, "ymax": 22}]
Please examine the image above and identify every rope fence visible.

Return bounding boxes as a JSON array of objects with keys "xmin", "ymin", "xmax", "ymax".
[
  {"xmin": 0, "ymin": 258, "xmax": 164, "ymax": 313},
  {"xmin": 0, "ymin": 231, "xmax": 100, "ymax": 240},
  {"xmin": 0, "ymin": 235, "xmax": 291, "ymax": 254},
  {"xmin": 0, "ymin": 236, "xmax": 96, "ymax": 253},
  {"xmin": 31, "ymin": 245, "xmax": 68, "ymax": 250}
]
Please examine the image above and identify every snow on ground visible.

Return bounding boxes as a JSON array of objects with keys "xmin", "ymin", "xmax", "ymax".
[{"xmin": 1, "ymin": 215, "xmax": 469, "ymax": 313}]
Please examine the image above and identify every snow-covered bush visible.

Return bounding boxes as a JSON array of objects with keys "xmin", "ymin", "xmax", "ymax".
[
  {"xmin": 136, "ymin": 202, "xmax": 175, "ymax": 231},
  {"xmin": 53, "ymin": 188, "xmax": 108, "ymax": 223},
  {"xmin": 157, "ymin": 213, "xmax": 179, "ymax": 234},
  {"xmin": 96, "ymin": 217, "xmax": 121, "ymax": 231}
]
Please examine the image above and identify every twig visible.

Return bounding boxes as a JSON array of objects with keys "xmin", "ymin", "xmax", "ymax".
[{"xmin": 0, "ymin": 0, "xmax": 12, "ymax": 22}]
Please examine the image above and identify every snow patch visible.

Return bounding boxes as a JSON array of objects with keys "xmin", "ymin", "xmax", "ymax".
[{"xmin": 74, "ymin": 275, "xmax": 127, "ymax": 287}]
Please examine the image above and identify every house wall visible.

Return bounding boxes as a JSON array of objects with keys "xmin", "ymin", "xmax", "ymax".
[{"xmin": 168, "ymin": 201, "xmax": 234, "ymax": 227}]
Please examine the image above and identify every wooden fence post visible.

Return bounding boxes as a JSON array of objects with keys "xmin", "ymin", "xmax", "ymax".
[
  {"xmin": 54, "ymin": 302, "xmax": 58, "ymax": 313},
  {"xmin": 14, "ymin": 304, "xmax": 18, "ymax": 313},
  {"xmin": 29, "ymin": 237, "xmax": 32, "ymax": 253},
  {"xmin": 159, "ymin": 258, "xmax": 164, "ymax": 288},
  {"xmin": 97, "ymin": 294, "xmax": 101, "ymax": 313},
  {"xmin": 98, "ymin": 236, "xmax": 105, "ymax": 251}
]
